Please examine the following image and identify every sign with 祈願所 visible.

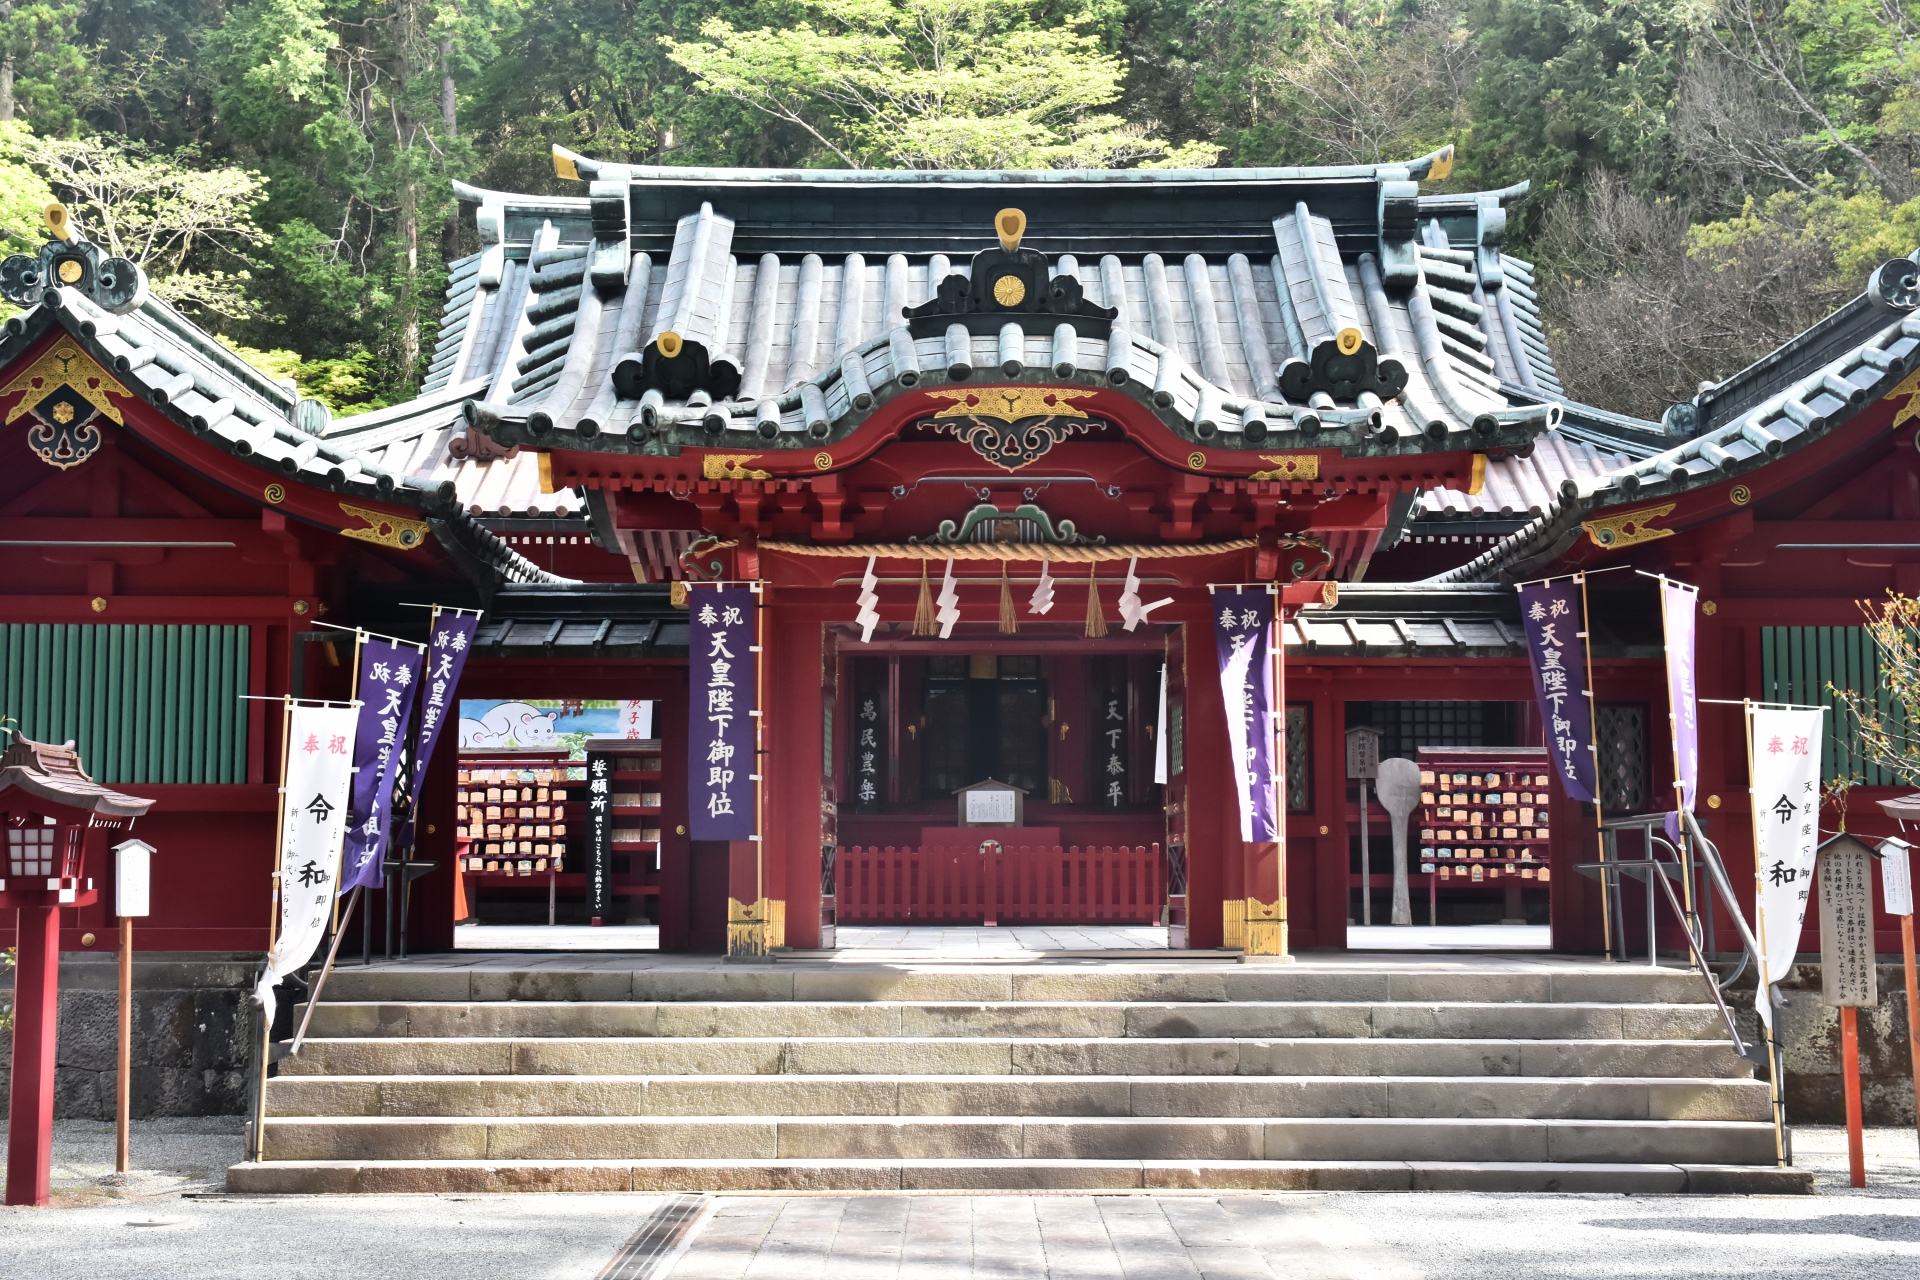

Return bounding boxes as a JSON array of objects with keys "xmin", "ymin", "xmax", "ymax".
[
  {"xmin": 341, "ymin": 637, "xmax": 424, "ymax": 892},
  {"xmin": 1518, "ymin": 580, "xmax": 1597, "ymax": 803},
  {"xmin": 1750, "ymin": 705, "xmax": 1824, "ymax": 1030},
  {"xmin": 255, "ymin": 702, "xmax": 358, "ymax": 1023},
  {"xmin": 689, "ymin": 586, "xmax": 758, "ymax": 840},
  {"xmin": 1211, "ymin": 587, "xmax": 1277, "ymax": 841}
]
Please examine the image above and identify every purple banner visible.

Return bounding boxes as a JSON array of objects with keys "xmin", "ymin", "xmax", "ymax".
[
  {"xmin": 689, "ymin": 585, "xmax": 757, "ymax": 840},
  {"xmin": 340, "ymin": 637, "xmax": 424, "ymax": 891},
  {"xmin": 395, "ymin": 611, "xmax": 479, "ymax": 855},
  {"xmin": 1212, "ymin": 587, "xmax": 1277, "ymax": 842},
  {"xmin": 1518, "ymin": 581, "xmax": 1597, "ymax": 804},
  {"xmin": 1661, "ymin": 580, "xmax": 1699, "ymax": 815}
]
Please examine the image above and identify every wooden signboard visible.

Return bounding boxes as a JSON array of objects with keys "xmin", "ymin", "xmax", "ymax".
[{"xmin": 1819, "ymin": 835, "xmax": 1879, "ymax": 1008}]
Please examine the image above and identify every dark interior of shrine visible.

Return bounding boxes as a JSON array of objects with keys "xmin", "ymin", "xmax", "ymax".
[{"xmin": 837, "ymin": 644, "xmax": 1166, "ymax": 853}]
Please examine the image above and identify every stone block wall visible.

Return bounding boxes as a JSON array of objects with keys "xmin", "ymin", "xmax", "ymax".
[
  {"xmin": 0, "ymin": 953, "xmax": 260, "ymax": 1120},
  {"xmin": 1721, "ymin": 960, "xmax": 1915, "ymax": 1126}
]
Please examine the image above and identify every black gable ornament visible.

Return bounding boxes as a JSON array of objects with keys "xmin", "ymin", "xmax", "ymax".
[
  {"xmin": 0, "ymin": 204, "xmax": 149, "ymax": 315},
  {"xmin": 905, "ymin": 208, "xmax": 1118, "ymax": 339}
]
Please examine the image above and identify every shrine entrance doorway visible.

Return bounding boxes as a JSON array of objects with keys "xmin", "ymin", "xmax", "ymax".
[{"xmin": 828, "ymin": 628, "xmax": 1171, "ymax": 931}]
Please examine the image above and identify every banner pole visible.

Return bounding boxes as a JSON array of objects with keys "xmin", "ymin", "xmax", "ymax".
[
  {"xmin": 289, "ymin": 887, "xmax": 361, "ymax": 1057},
  {"xmin": 1576, "ymin": 572, "xmax": 1613, "ymax": 960},
  {"xmin": 252, "ymin": 695, "xmax": 293, "ymax": 1165},
  {"xmin": 756, "ymin": 582, "xmax": 767, "ymax": 945},
  {"xmin": 1744, "ymin": 698, "xmax": 1787, "ymax": 1166}
]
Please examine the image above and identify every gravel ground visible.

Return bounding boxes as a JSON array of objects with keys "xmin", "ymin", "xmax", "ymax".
[{"xmin": 0, "ymin": 1121, "xmax": 1915, "ymax": 1279}]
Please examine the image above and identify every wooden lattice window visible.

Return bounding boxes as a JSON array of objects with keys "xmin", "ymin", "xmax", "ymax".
[
  {"xmin": 1286, "ymin": 703, "xmax": 1312, "ymax": 813},
  {"xmin": 1596, "ymin": 703, "xmax": 1648, "ymax": 813}
]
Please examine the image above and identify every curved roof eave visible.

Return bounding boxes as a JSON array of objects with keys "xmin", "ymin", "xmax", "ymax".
[{"xmin": 0, "ymin": 289, "xmax": 574, "ymax": 588}]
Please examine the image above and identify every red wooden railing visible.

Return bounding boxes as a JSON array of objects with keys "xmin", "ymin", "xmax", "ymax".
[{"xmin": 836, "ymin": 844, "xmax": 1165, "ymax": 926}]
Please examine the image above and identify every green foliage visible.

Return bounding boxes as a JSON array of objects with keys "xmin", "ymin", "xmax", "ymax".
[
  {"xmin": 663, "ymin": 0, "xmax": 1218, "ymax": 168},
  {"xmin": 0, "ymin": 0, "xmax": 1916, "ymax": 416}
]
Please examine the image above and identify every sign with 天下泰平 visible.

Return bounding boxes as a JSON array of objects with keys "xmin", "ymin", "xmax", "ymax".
[
  {"xmin": 689, "ymin": 586, "xmax": 758, "ymax": 841},
  {"xmin": 255, "ymin": 702, "xmax": 358, "ymax": 1023},
  {"xmin": 1750, "ymin": 705, "xmax": 1824, "ymax": 1030},
  {"xmin": 341, "ymin": 637, "xmax": 424, "ymax": 892},
  {"xmin": 1211, "ymin": 587, "xmax": 1276, "ymax": 841},
  {"xmin": 1518, "ymin": 580, "xmax": 1597, "ymax": 803}
]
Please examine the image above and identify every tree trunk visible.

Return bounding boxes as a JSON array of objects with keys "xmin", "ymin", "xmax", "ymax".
[
  {"xmin": 440, "ymin": 38, "xmax": 456, "ymax": 139},
  {"xmin": 1, "ymin": 57, "xmax": 15, "ymax": 123}
]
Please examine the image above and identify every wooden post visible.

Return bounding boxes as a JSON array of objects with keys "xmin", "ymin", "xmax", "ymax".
[
  {"xmin": 1842, "ymin": 1005, "xmax": 1866, "ymax": 1188},
  {"xmin": 4, "ymin": 903, "xmax": 62, "ymax": 1206},
  {"xmin": 1904, "ymin": 913, "xmax": 1920, "ymax": 1160},
  {"xmin": 116, "ymin": 914, "xmax": 132, "ymax": 1174}
]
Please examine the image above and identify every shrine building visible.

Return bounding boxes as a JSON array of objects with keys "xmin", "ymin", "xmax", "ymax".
[{"xmin": 2, "ymin": 145, "xmax": 1918, "ymax": 970}]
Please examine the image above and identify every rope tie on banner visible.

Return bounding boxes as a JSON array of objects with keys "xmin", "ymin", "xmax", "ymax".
[
  {"xmin": 757, "ymin": 539, "xmax": 1259, "ymax": 562},
  {"xmin": 998, "ymin": 562, "xmax": 1018, "ymax": 635}
]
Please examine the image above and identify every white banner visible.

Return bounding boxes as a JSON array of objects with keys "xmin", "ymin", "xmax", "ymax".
[
  {"xmin": 254, "ymin": 704, "xmax": 359, "ymax": 1024},
  {"xmin": 1749, "ymin": 706, "xmax": 1823, "ymax": 1031}
]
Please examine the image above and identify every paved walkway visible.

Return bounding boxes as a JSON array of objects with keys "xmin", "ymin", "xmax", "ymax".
[{"xmin": 4, "ymin": 1124, "xmax": 1916, "ymax": 1279}]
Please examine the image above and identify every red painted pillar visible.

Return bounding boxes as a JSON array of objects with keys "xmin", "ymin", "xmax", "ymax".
[{"xmin": 5, "ymin": 903, "xmax": 62, "ymax": 1207}]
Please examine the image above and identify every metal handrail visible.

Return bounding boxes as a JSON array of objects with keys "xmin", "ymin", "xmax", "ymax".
[
  {"xmin": 1584, "ymin": 809, "xmax": 1767, "ymax": 1070},
  {"xmin": 1648, "ymin": 851, "xmax": 1755, "ymax": 1063}
]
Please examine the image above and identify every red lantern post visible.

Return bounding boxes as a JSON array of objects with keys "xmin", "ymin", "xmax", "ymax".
[{"xmin": 1, "ymin": 733, "xmax": 152, "ymax": 1207}]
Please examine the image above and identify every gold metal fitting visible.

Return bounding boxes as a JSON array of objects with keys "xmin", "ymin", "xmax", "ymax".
[
  {"xmin": 1336, "ymin": 327, "xmax": 1364, "ymax": 356},
  {"xmin": 995, "ymin": 208, "xmax": 1026, "ymax": 252},
  {"xmin": 656, "ymin": 331, "xmax": 683, "ymax": 359},
  {"xmin": 44, "ymin": 203, "xmax": 73, "ymax": 241}
]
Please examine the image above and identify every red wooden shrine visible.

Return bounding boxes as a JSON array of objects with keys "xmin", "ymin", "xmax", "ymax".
[{"xmin": 0, "ymin": 159, "xmax": 1916, "ymax": 964}]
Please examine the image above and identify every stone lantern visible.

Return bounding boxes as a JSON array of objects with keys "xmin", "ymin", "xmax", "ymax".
[{"xmin": 1, "ymin": 732, "xmax": 152, "ymax": 1207}]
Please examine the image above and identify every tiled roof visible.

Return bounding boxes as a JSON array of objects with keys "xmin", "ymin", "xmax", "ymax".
[
  {"xmin": 447, "ymin": 152, "xmax": 1568, "ymax": 463},
  {"xmin": 321, "ymin": 374, "xmax": 584, "ymax": 520},
  {"xmin": 1431, "ymin": 262, "xmax": 1920, "ymax": 584},
  {"xmin": 0, "ymin": 279, "xmax": 571, "ymax": 588}
]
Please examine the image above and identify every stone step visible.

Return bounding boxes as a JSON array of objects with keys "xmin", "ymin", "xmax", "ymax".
[
  {"xmin": 275, "ymin": 1036, "xmax": 1756, "ymax": 1080},
  {"xmin": 256, "ymin": 1114, "xmax": 1781, "ymax": 1166},
  {"xmin": 266, "ymin": 1073, "xmax": 1772, "ymax": 1122},
  {"xmin": 317, "ymin": 967, "xmax": 1712, "ymax": 1008},
  {"xmin": 298, "ymin": 999, "xmax": 1729, "ymax": 1042},
  {"xmin": 227, "ymin": 1156, "xmax": 1814, "ymax": 1195}
]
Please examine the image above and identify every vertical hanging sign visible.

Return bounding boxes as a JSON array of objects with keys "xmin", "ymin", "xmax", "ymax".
[
  {"xmin": 689, "ymin": 586, "xmax": 759, "ymax": 840},
  {"xmin": 852, "ymin": 684, "xmax": 883, "ymax": 812},
  {"xmin": 340, "ymin": 637, "xmax": 425, "ymax": 892},
  {"xmin": 1211, "ymin": 587, "xmax": 1277, "ymax": 841},
  {"xmin": 1518, "ymin": 580, "xmax": 1598, "ymax": 803},
  {"xmin": 1749, "ymin": 705, "xmax": 1824, "ymax": 1031},
  {"xmin": 1660, "ymin": 579, "xmax": 1700, "ymax": 814},
  {"xmin": 1100, "ymin": 689, "xmax": 1128, "ymax": 809},
  {"xmin": 585, "ymin": 748, "xmax": 613, "ymax": 920},
  {"xmin": 256, "ymin": 703, "xmax": 358, "ymax": 1023}
]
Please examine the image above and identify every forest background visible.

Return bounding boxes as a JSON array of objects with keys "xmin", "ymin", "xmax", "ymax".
[{"xmin": 4, "ymin": 0, "xmax": 1920, "ymax": 425}]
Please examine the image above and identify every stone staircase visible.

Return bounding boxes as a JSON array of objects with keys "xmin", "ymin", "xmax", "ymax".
[{"xmin": 226, "ymin": 961, "xmax": 1812, "ymax": 1193}]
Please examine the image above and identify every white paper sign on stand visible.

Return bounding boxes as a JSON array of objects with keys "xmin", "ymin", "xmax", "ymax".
[
  {"xmin": 1881, "ymin": 837, "xmax": 1914, "ymax": 917},
  {"xmin": 254, "ymin": 704, "xmax": 359, "ymax": 1024},
  {"xmin": 1749, "ymin": 706, "xmax": 1824, "ymax": 1032}
]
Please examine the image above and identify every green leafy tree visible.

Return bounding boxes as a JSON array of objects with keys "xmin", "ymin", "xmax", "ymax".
[
  {"xmin": 9, "ymin": 127, "xmax": 272, "ymax": 317},
  {"xmin": 663, "ymin": 0, "xmax": 1219, "ymax": 168},
  {"xmin": 0, "ymin": 0, "xmax": 91, "ymax": 133}
]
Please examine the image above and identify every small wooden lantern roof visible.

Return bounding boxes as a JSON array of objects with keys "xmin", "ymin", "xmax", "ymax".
[{"xmin": 0, "ymin": 731, "xmax": 154, "ymax": 822}]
